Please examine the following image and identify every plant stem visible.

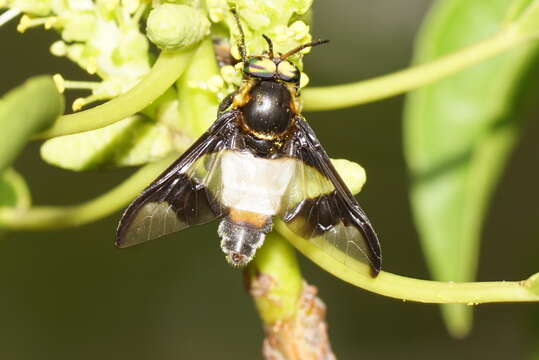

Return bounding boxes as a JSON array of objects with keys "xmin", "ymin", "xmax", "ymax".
[
  {"xmin": 302, "ymin": 27, "xmax": 528, "ymax": 111},
  {"xmin": 246, "ymin": 233, "xmax": 303, "ymax": 325},
  {"xmin": 276, "ymin": 221, "xmax": 539, "ymax": 304},
  {"xmin": 34, "ymin": 47, "xmax": 197, "ymax": 139},
  {"xmin": 1, "ymin": 178, "xmax": 537, "ymax": 305},
  {"xmin": 0, "ymin": 8, "xmax": 21, "ymax": 27},
  {"xmin": 176, "ymin": 38, "xmax": 220, "ymax": 140},
  {"xmin": 1, "ymin": 171, "xmax": 537, "ymax": 305},
  {"xmin": 246, "ymin": 233, "xmax": 336, "ymax": 359},
  {"xmin": 0, "ymin": 155, "xmax": 537, "ymax": 304},
  {"xmin": 0, "ymin": 154, "xmax": 176, "ymax": 229},
  {"xmin": 1, "ymin": 168, "xmax": 31, "ymax": 209}
]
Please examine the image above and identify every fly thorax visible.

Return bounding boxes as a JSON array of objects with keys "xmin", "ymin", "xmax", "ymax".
[{"xmin": 241, "ymin": 80, "xmax": 294, "ymax": 138}]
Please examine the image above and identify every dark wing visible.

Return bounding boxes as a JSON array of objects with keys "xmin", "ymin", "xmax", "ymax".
[
  {"xmin": 116, "ymin": 111, "xmax": 238, "ymax": 248},
  {"xmin": 279, "ymin": 118, "xmax": 382, "ymax": 275}
]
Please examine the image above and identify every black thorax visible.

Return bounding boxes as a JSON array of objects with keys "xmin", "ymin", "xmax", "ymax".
[{"xmin": 240, "ymin": 80, "xmax": 294, "ymax": 138}]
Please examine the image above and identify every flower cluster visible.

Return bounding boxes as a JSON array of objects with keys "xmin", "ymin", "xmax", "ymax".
[
  {"xmin": 1, "ymin": 0, "xmax": 151, "ymax": 111},
  {"xmin": 191, "ymin": 0, "xmax": 314, "ymax": 99},
  {"xmin": 1, "ymin": 0, "xmax": 316, "ymax": 171}
]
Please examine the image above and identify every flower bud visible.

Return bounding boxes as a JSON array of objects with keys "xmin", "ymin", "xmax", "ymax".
[
  {"xmin": 331, "ymin": 159, "xmax": 366, "ymax": 195},
  {"xmin": 146, "ymin": 4, "xmax": 210, "ymax": 50},
  {"xmin": 12, "ymin": 0, "xmax": 51, "ymax": 16}
]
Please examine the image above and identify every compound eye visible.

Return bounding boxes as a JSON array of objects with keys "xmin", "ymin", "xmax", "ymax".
[
  {"xmin": 244, "ymin": 57, "xmax": 276, "ymax": 79},
  {"xmin": 277, "ymin": 60, "xmax": 300, "ymax": 82}
]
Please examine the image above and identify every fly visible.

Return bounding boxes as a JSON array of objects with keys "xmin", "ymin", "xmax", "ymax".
[{"xmin": 116, "ymin": 14, "xmax": 382, "ymax": 276}]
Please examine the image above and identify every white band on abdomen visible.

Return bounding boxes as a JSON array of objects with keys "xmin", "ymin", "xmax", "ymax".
[{"xmin": 220, "ymin": 151, "xmax": 295, "ymax": 215}]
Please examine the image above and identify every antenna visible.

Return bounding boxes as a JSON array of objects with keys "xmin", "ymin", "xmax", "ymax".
[
  {"xmin": 262, "ymin": 34, "xmax": 274, "ymax": 59},
  {"xmin": 231, "ymin": 9, "xmax": 247, "ymax": 63},
  {"xmin": 280, "ymin": 39, "xmax": 330, "ymax": 60}
]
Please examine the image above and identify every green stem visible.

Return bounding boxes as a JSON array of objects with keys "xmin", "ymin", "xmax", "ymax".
[
  {"xmin": 302, "ymin": 27, "xmax": 527, "ymax": 111},
  {"xmin": 0, "ymin": 154, "xmax": 176, "ymax": 229},
  {"xmin": 34, "ymin": 48, "xmax": 197, "ymax": 139},
  {"xmin": 1, "ymin": 168, "xmax": 31, "ymax": 209},
  {"xmin": 246, "ymin": 232, "xmax": 303, "ymax": 325},
  {"xmin": 1, "ymin": 166, "xmax": 537, "ymax": 305},
  {"xmin": 276, "ymin": 221, "xmax": 539, "ymax": 304},
  {"xmin": 247, "ymin": 234, "xmax": 336, "ymax": 358},
  {"xmin": 176, "ymin": 38, "xmax": 220, "ymax": 140}
]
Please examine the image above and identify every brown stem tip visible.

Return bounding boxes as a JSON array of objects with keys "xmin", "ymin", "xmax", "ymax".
[{"xmin": 260, "ymin": 282, "xmax": 336, "ymax": 360}]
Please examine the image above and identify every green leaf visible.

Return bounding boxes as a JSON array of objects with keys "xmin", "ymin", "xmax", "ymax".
[
  {"xmin": 512, "ymin": 1, "xmax": 539, "ymax": 37},
  {"xmin": 505, "ymin": 0, "xmax": 534, "ymax": 22},
  {"xmin": 0, "ymin": 76, "xmax": 64, "ymax": 172},
  {"xmin": 403, "ymin": 0, "xmax": 539, "ymax": 337}
]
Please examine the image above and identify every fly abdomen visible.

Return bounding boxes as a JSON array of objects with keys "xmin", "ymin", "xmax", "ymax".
[
  {"xmin": 220, "ymin": 150, "xmax": 295, "ymax": 216},
  {"xmin": 218, "ymin": 209, "xmax": 272, "ymax": 266}
]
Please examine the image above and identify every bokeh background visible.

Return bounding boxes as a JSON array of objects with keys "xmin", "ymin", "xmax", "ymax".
[{"xmin": 1, "ymin": 0, "xmax": 538, "ymax": 359}]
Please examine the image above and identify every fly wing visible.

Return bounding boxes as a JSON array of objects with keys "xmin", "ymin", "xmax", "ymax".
[
  {"xmin": 279, "ymin": 119, "xmax": 382, "ymax": 275},
  {"xmin": 116, "ymin": 111, "xmax": 237, "ymax": 248}
]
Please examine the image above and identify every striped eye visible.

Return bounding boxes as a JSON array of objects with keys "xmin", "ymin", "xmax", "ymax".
[
  {"xmin": 277, "ymin": 60, "xmax": 300, "ymax": 82},
  {"xmin": 244, "ymin": 57, "xmax": 276, "ymax": 79}
]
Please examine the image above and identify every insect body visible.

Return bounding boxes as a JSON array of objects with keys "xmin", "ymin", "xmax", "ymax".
[{"xmin": 116, "ymin": 26, "xmax": 382, "ymax": 275}]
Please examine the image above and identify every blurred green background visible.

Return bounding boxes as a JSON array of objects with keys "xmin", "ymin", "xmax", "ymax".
[{"xmin": 1, "ymin": 0, "xmax": 538, "ymax": 359}]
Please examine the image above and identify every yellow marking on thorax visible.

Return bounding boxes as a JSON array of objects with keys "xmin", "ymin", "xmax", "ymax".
[
  {"xmin": 233, "ymin": 78, "xmax": 256, "ymax": 108},
  {"xmin": 286, "ymin": 82, "xmax": 301, "ymax": 115}
]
